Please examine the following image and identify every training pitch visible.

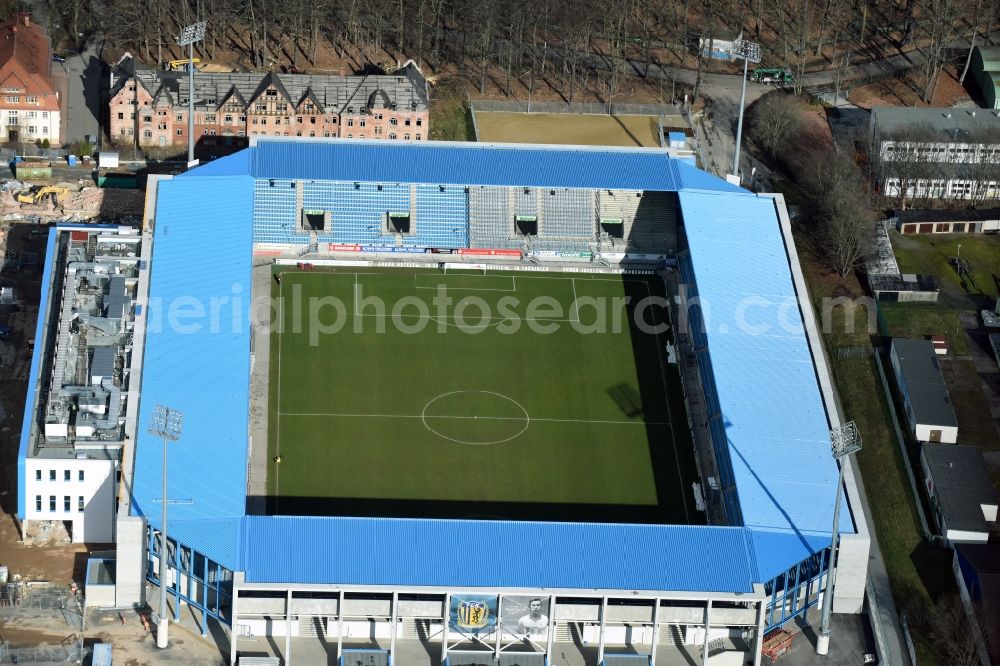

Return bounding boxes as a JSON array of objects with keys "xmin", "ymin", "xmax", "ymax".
[
  {"xmin": 266, "ymin": 267, "xmax": 698, "ymax": 524},
  {"xmin": 474, "ymin": 112, "xmax": 665, "ymax": 147}
]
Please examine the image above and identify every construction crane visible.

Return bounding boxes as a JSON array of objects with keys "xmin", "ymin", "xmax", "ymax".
[
  {"xmin": 165, "ymin": 58, "xmax": 201, "ymax": 71},
  {"xmin": 15, "ymin": 186, "xmax": 69, "ymax": 206}
]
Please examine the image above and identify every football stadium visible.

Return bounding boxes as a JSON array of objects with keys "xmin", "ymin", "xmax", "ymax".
[{"xmin": 18, "ymin": 138, "xmax": 870, "ymax": 665}]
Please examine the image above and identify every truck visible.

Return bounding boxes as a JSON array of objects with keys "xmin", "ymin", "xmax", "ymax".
[{"xmin": 751, "ymin": 67, "xmax": 795, "ymax": 86}]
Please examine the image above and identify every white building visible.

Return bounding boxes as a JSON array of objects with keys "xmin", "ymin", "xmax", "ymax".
[
  {"xmin": 0, "ymin": 13, "xmax": 63, "ymax": 145},
  {"xmin": 870, "ymin": 107, "xmax": 1000, "ymax": 203},
  {"xmin": 18, "ymin": 227, "xmax": 147, "ymax": 543}
]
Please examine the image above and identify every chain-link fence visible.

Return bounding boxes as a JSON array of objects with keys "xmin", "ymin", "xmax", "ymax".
[
  {"xmin": 470, "ymin": 99, "xmax": 681, "ymax": 116},
  {"xmin": 0, "ymin": 640, "xmax": 86, "ymax": 663}
]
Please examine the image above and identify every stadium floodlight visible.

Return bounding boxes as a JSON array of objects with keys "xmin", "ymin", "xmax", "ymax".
[
  {"xmin": 176, "ymin": 21, "xmax": 206, "ymax": 167},
  {"xmin": 149, "ymin": 404, "xmax": 184, "ymax": 649},
  {"xmin": 731, "ymin": 38, "xmax": 761, "ymax": 181},
  {"xmin": 816, "ymin": 420, "xmax": 862, "ymax": 656}
]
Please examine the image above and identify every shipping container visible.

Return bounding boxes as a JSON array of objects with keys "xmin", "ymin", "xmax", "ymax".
[
  {"xmin": 14, "ymin": 164, "xmax": 52, "ymax": 179},
  {"xmin": 98, "ymin": 171, "xmax": 138, "ymax": 189}
]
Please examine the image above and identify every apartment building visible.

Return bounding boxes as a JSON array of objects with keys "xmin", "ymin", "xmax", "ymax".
[
  {"xmin": 870, "ymin": 107, "xmax": 1000, "ymax": 203},
  {"xmin": 0, "ymin": 12, "xmax": 60, "ymax": 145},
  {"xmin": 108, "ymin": 55, "xmax": 428, "ymax": 149}
]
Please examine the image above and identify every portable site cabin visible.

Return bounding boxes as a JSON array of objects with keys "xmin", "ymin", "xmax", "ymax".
[
  {"xmin": 921, "ymin": 444, "xmax": 999, "ymax": 543},
  {"xmin": 889, "ymin": 338, "xmax": 959, "ymax": 443}
]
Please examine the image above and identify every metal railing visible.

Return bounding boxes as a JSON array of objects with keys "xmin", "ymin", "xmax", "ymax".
[
  {"xmin": 470, "ymin": 99, "xmax": 682, "ymax": 116},
  {"xmin": 0, "ymin": 640, "xmax": 85, "ymax": 663}
]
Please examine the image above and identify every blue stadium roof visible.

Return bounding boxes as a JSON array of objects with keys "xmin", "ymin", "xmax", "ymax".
[
  {"xmin": 132, "ymin": 175, "xmax": 254, "ymax": 568},
  {"xmin": 183, "ymin": 138, "xmax": 745, "ymax": 194},
  {"xmin": 16, "ymin": 229, "xmax": 58, "ymax": 520},
  {"xmin": 677, "ymin": 191, "xmax": 851, "ymax": 551},
  {"xmin": 130, "ymin": 141, "xmax": 841, "ymax": 590},
  {"xmin": 241, "ymin": 517, "xmax": 760, "ymax": 592}
]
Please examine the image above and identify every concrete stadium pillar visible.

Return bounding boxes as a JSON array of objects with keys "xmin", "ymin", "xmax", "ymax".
[
  {"xmin": 442, "ymin": 593, "xmax": 450, "ymax": 662},
  {"xmin": 546, "ymin": 595, "xmax": 556, "ymax": 663},
  {"xmin": 702, "ymin": 599, "xmax": 712, "ymax": 666},
  {"xmin": 650, "ymin": 598, "xmax": 661, "ymax": 665},
  {"xmin": 597, "ymin": 596, "xmax": 608, "ymax": 664},
  {"xmin": 390, "ymin": 591, "xmax": 398, "ymax": 660},
  {"xmin": 285, "ymin": 589, "xmax": 293, "ymax": 666},
  {"xmin": 229, "ymin": 573, "xmax": 244, "ymax": 666},
  {"xmin": 753, "ymin": 593, "xmax": 766, "ymax": 666},
  {"xmin": 337, "ymin": 590, "xmax": 344, "ymax": 661},
  {"xmin": 114, "ymin": 514, "xmax": 147, "ymax": 608},
  {"xmin": 495, "ymin": 596, "xmax": 503, "ymax": 660}
]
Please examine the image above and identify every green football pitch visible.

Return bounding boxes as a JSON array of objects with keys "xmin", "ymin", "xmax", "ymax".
[{"xmin": 266, "ymin": 267, "xmax": 699, "ymax": 524}]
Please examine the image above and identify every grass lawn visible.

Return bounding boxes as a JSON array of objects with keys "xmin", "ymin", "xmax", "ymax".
[
  {"xmin": 474, "ymin": 112, "xmax": 662, "ymax": 147},
  {"xmin": 802, "ymin": 257, "xmax": 952, "ymax": 664},
  {"xmin": 429, "ymin": 80, "xmax": 476, "ymax": 141},
  {"xmin": 877, "ymin": 301, "xmax": 971, "ymax": 356},
  {"xmin": 939, "ymin": 359, "xmax": 1000, "ymax": 451},
  {"xmin": 892, "ymin": 232, "xmax": 1000, "ymax": 306},
  {"xmin": 266, "ymin": 267, "xmax": 698, "ymax": 524}
]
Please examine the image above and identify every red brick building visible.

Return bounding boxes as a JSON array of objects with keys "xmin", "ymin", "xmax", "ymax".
[
  {"xmin": 0, "ymin": 12, "xmax": 61, "ymax": 145},
  {"xmin": 108, "ymin": 56, "xmax": 429, "ymax": 150}
]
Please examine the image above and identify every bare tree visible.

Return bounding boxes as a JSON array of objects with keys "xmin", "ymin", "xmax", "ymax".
[
  {"xmin": 748, "ymin": 93, "xmax": 804, "ymax": 160},
  {"xmin": 916, "ymin": 0, "xmax": 965, "ymax": 102},
  {"xmin": 923, "ymin": 594, "xmax": 994, "ymax": 666},
  {"xmin": 801, "ymin": 149, "xmax": 872, "ymax": 276}
]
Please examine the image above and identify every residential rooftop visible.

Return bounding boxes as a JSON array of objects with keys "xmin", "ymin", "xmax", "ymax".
[
  {"xmin": 891, "ymin": 338, "xmax": 959, "ymax": 428},
  {"xmin": 872, "ymin": 106, "xmax": 1000, "ymax": 143},
  {"xmin": 923, "ymin": 443, "xmax": 999, "ymax": 533},
  {"xmin": 110, "ymin": 55, "xmax": 428, "ymax": 114}
]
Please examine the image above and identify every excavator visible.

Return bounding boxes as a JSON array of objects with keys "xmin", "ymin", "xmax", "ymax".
[
  {"xmin": 165, "ymin": 58, "xmax": 202, "ymax": 71},
  {"xmin": 15, "ymin": 185, "xmax": 68, "ymax": 206}
]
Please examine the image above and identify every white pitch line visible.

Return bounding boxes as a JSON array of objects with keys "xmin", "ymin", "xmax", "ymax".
[
  {"xmin": 279, "ymin": 411, "xmax": 668, "ymax": 426},
  {"xmin": 275, "ymin": 275, "xmax": 284, "ymax": 500},
  {"xmin": 571, "ymin": 277, "xmax": 579, "ymax": 320},
  {"xmin": 350, "ymin": 313, "xmax": 581, "ymax": 323}
]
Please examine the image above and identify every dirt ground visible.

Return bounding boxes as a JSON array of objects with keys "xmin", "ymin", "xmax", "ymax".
[
  {"xmin": 848, "ymin": 64, "xmax": 974, "ymax": 109},
  {"xmin": 474, "ymin": 111, "xmax": 665, "ymax": 146},
  {"xmin": 0, "ymin": 187, "xmax": 145, "ymax": 220},
  {"xmin": 0, "ymin": 223, "xmax": 102, "ymax": 587}
]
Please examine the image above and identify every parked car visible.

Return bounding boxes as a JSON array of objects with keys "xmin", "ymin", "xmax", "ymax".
[
  {"xmin": 0, "ymin": 323, "xmax": 11, "ymax": 340},
  {"xmin": 52, "ymin": 54, "xmax": 66, "ymax": 63}
]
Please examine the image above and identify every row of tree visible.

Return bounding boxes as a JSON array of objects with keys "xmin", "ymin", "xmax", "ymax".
[
  {"xmin": 57, "ymin": 0, "xmax": 999, "ymax": 102},
  {"xmin": 749, "ymin": 93, "xmax": 871, "ymax": 276}
]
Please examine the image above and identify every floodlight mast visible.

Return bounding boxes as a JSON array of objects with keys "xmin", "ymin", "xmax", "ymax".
[
  {"xmin": 149, "ymin": 404, "xmax": 184, "ymax": 649},
  {"xmin": 731, "ymin": 38, "xmax": 761, "ymax": 181},
  {"xmin": 816, "ymin": 421, "xmax": 862, "ymax": 655},
  {"xmin": 176, "ymin": 22, "xmax": 206, "ymax": 166}
]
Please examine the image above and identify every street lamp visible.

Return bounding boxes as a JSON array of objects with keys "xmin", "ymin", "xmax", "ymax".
[
  {"xmin": 731, "ymin": 37, "xmax": 761, "ymax": 182},
  {"xmin": 176, "ymin": 21, "xmax": 206, "ymax": 167},
  {"xmin": 816, "ymin": 420, "xmax": 862, "ymax": 655},
  {"xmin": 149, "ymin": 404, "xmax": 184, "ymax": 649}
]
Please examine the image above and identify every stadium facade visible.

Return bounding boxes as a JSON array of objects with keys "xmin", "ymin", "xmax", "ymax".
[{"xmin": 18, "ymin": 138, "xmax": 871, "ymax": 665}]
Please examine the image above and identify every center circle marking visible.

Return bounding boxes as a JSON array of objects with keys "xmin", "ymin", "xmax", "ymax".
[{"xmin": 420, "ymin": 391, "xmax": 530, "ymax": 445}]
